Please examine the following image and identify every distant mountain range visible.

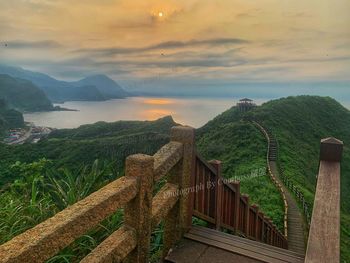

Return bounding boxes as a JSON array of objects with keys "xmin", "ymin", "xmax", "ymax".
[{"xmin": 0, "ymin": 65, "xmax": 128, "ymax": 103}]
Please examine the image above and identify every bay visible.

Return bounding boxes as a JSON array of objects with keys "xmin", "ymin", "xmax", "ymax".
[
  {"xmin": 24, "ymin": 97, "xmax": 264, "ymax": 129},
  {"xmin": 23, "ymin": 96, "xmax": 350, "ymax": 129}
]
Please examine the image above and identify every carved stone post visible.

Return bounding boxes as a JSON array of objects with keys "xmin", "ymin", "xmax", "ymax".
[
  {"xmin": 209, "ymin": 160, "xmax": 223, "ymax": 230},
  {"xmin": 124, "ymin": 154, "xmax": 154, "ymax": 263},
  {"xmin": 163, "ymin": 126, "xmax": 195, "ymax": 258}
]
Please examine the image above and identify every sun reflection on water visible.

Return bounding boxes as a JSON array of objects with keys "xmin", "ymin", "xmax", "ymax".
[{"xmin": 142, "ymin": 98, "xmax": 174, "ymax": 105}]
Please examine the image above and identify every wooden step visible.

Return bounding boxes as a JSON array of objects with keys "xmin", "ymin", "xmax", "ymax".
[{"xmin": 165, "ymin": 226, "xmax": 305, "ymax": 263}]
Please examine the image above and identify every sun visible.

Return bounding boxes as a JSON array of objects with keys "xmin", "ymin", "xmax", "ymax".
[{"xmin": 158, "ymin": 12, "xmax": 164, "ymax": 17}]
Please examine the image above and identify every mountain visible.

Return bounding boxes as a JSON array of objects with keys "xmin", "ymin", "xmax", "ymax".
[
  {"xmin": 0, "ymin": 65, "xmax": 128, "ymax": 102},
  {"xmin": 0, "ymin": 99, "xmax": 24, "ymax": 136},
  {"xmin": 197, "ymin": 96, "xmax": 350, "ymax": 261},
  {"xmin": 73, "ymin": 75, "xmax": 128, "ymax": 99},
  {"xmin": 0, "ymin": 74, "xmax": 54, "ymax": 112},
  {"xmin": 0, "ymin": 116, "xmax": 177, "ymax": 182},
  {"xmin": 42, "ymin": 85, "xmax": 106, "ymax": 102}
]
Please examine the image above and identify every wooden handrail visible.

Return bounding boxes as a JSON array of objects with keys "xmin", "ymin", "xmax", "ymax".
[
  {"xmin": 192, "ymin": 152, "xmax": 288, "ymax": 249},
  {"xmin": 305, "ymin": 137, "xmax": 343, "ymax": 263}
]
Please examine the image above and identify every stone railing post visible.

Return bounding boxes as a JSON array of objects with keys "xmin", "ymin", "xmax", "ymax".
[
  {"xmin": 305, "ymin": 137, "xmax": 343, "ymax": 263},
  {"xmin": 124, "ymin": 154, "xmax": 154, "ymax": 263},
  {"xmin": 209, "ymin": 160, "xmax": 223, "ymax": 230},
  {"xmin": 163, "ymin": 126, "xmax": 195, "ymax": 257}
]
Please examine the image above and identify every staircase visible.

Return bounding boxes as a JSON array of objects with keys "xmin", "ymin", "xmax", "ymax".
[
  {"xmin": 269, "ymin": 162, "xmax": 306, "ymax": 255},
  {"xmin": 256, "ymin": 124, "xmax": 306, "ymax": 255},
  {"xmin": 268, "ymin": 133, "xmax": 277, "ymax": 161},
  {"xmin": 165, "ymin": 226, "xmax": 304, "ymax": 263}
]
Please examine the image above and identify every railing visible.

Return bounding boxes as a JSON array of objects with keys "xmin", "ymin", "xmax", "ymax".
[
  {"xmin": 0, "ymin": 125, "xmax": 288, "ymax": 263},
  {"xmin": 305, "ymin": 138, "xmax": 343, "ymax": 263},
  {"xmin": 278, "ymin": 164, "xmax": 312, "ymax": 226},
  {"xmin": 252, "ymin": 121, "xmax": 289, "ymax": 238},
  {"xmin": 0, "ymin": 126, "xmax": 195, "ymax": 263},
  {"xmin": 271, "ymin": 129, "xmax": 313, "ymax": 227},
  {"xmin": 192, "ymin": 154, "xmax": 288, "ymax": 249}
]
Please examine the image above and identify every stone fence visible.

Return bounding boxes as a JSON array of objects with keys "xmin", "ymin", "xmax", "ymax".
[{"xmin": 0, "ymin": 126, "xmax": 195, "ymax": 263}]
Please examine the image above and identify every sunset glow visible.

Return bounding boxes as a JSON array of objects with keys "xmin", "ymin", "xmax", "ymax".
[
  {"xmin": 0, "ymin": 0, "xmax": 349, "ymax": 91},
  {"xmin": 143, "ymin": 98, "xmax": 174, "ymax": 105}
]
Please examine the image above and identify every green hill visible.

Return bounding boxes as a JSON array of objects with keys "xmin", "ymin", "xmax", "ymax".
[
  {"xmin": 0, "ymin": 74, "xmax": 54, "ymax": 112},
  {"xmin": 196, "ymin": 109, "xmax": 285, "ymax": 230},
  {"xmin": 0, "ymin": 99, "xmax": 24, "ymax": 136},
  {"xmin": 0, "ymin": 116, "xmax": 177, "ymax": 186},
  {"xmin": 50, "ymin": 115, "xmax": 176, "ymax": 140},
  {"xmin": 197, "ymin": 95, "xmax": 350, "ymax": 261}
]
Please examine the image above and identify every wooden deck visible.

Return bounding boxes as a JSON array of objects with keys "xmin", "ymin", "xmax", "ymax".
[{"xmin": 165, "ymin": 226, "xmax": 305, "ymax": 263}]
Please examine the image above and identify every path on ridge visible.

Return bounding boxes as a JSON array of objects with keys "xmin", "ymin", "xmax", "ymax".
[{"xmin": 264, "ymin": 125, "xmax": 306, "ymax": 255}]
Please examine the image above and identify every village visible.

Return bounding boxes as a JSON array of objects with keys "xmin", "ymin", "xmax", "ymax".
[{"xmin": 3, "ymin": 123, "xmax": 54, "ymax": 145}]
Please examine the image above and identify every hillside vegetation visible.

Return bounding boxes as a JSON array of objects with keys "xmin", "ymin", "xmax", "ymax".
[
  {"xmin": 0, "ymin": 74, "xmax": 53, "ymax": 112},
  {"xmin": 0, "ymin": 99, "xmax": 24, "ymax": 136},
  {"xmin": 0, "ymin": 116, "xmax": 176, "ymax": 187},
  {"xmin": 245, "ymin": 96, "xmax": 350, "ymax": 261},
  {"xmin": 197, "ymin": 96, "xmax": 350, "ymax": 261},
  {"xmin": 196, "ymin": 109, "xmax": 285, "ymax": 230}
]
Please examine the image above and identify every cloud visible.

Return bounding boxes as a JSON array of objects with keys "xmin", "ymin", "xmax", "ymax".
[
  {"xmin": 236, "ymin": 13, "xmax": 254, "ymax": 18},
  {"xmin": 4, "ymin": 40, "xmax": 63, "ymax": 49},
  {"xmin": 74, "ymin": 37, "xmax": 249, "ymax": 56}
]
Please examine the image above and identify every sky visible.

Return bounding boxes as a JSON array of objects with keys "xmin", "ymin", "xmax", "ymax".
[{"xmin": 0, "ymin": 0, "xmax": 349, "ymax": 96}]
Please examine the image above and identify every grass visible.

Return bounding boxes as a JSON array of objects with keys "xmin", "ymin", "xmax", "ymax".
[{"xmin": 0, "ymin": 158, "xmax": 167, "ymax": 262}]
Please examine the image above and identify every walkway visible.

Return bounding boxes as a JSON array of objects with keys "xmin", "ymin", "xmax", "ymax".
[
  {"xmin": 165, "ymin": 226, "xmax": 305, "ymax": 263},
  {"xmin": 266, "ymin": 128, "xmax": 306, "ymax": 255}
]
